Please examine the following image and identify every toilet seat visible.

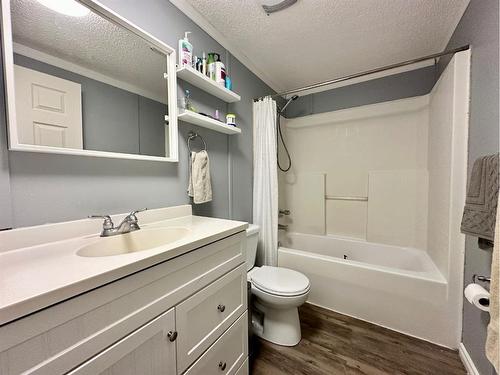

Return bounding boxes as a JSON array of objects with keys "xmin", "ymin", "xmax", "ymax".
[{"xmin": 250, "ymin": 266, "xmax": 310, "ymax": 296}]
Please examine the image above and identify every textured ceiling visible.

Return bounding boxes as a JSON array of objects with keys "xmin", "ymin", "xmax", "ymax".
[
  {"xmin": 11, "ymin": 0, "xmax": 167, "ymax": 100},
  {"xmin": 178, "ymin": 0, "xmax": 469, "ymax": 92}
]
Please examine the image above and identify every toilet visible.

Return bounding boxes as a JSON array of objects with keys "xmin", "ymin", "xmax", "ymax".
[{"xmin": 246, "ymin": 224, "xmax": 310, "ymax": 346}]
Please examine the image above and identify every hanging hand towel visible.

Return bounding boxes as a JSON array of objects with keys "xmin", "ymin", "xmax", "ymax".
[
  {"xmin": 486, "ymin": 190, "xmax": 499, "ymax": 373},
  {"xmin": 188, "ymin": 150, "xmax": 212, "ymax": 204},
  {"xmin": 461, "ymin": 153, "xmax": 499, "ymax": 241}
]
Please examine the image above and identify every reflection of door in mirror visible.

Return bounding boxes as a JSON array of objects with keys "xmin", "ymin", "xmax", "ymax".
[{"xmin": 14, "ymin": 65, "xmax": 83, "ymax": 148}]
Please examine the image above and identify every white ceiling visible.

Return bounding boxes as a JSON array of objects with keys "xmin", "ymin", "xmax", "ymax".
[
  {"xmin": 172, "ymin": 0, "xmax": 470, "ymax": 92},
  {"xmin": 11, "ymin": 0, "xmax": 167, "ymax": 102}
]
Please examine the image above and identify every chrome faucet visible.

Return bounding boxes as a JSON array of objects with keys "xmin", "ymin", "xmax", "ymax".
[{"xmin": 90, "ymin": 208, "xmax": 147, "ymax": 237}]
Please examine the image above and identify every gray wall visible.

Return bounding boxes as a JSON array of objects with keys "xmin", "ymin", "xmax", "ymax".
[
  {"xmin": 228, "ymin": 55, "xmax": 273, "ymax": 223},
  {"xmin": 14, "ymin": 54, "xmax": 166, "ymax": 156},
  {"xmin": 0, "ymin": 0, "xmax": 273, "ymax": 228},
  {"xmin": 443, "ymin": 1, "xmax": 499, "ymax": 374},
  {"xmin": 284, "ymin": 65, "xmax": 436, "ymax": 118}
]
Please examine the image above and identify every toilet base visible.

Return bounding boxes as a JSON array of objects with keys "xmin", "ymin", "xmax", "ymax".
[{"xmin": 252, "ymin": 300, "xmax": 302, "ymax": 346}]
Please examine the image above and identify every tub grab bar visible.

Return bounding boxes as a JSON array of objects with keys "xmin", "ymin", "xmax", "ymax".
[{"xmin": 325, "ymin": 196, "xmax": 368, "ymax": 202}]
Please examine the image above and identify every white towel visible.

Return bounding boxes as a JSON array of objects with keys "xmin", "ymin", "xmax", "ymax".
[
  {"xmin": 486, "ymin": 190, "xmax": 499, "ymax": 372},
  {"xmin": 188, "ymin": 150, "xmax": 212, "ymax": 204}
]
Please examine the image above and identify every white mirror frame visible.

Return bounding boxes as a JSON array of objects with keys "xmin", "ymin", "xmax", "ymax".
[{"xmin": 0, "ymin": 0, "xmax": 179, "ymax": 162}]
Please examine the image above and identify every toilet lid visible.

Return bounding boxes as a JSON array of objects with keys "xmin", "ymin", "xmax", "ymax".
[{"xmin": 251, "ymin": 266, "xmax": 310, "ymax": 296}]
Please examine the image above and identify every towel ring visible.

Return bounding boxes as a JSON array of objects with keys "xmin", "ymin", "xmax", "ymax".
[{"xmin": 187, "ymin": 131, "xmax": 207, "ymax": 152}]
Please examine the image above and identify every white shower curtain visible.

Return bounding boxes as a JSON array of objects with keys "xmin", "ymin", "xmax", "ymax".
[{"xmin": 253, "ymin": 97, "xmax": 279, "ymax": 266}]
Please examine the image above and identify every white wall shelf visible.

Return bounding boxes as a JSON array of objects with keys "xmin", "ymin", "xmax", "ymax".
[
  {"xmin": 177, "ymin": 110, "xmax": 241, "ymax": 135},
  {"xmin": 177, "ymin": 66, "xmax": 241, "ymax": 103}
]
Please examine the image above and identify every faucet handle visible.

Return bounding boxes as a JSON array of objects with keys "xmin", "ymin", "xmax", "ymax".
[
  {"xmin": 129, "ymin": 208, "xmax": 147, "ymax": 217},
  {"xmin": 126, "ymin": 208, "xmax": 147, "ymax": 222},
  {"xmin": 89, "ymin": 215, "xmax": 114, "ymax": 230}
]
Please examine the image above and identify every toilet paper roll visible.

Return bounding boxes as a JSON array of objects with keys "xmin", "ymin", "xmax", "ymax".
[{"xmin": 464, "ymin": 283, "xmax": 490, "ymax": 312}]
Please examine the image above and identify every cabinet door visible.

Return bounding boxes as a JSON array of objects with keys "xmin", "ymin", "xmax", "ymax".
[{"xmin": 68, "ymin": 308, "xmax": 176, "ymax": 375}]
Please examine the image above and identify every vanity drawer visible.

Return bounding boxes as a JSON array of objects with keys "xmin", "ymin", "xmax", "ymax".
[
  {"xmin": 176, "ymin": 264, "xmax": 247, "ymax": 373},
  {"xmin": 184, "ymin": 312, "xmax": 248, "ymax": 375},
  {"xmin": 0, "ymin": 232, "xmax": 245, "ymax": 375},
  {"xmin": 235, "ymin": 358, "xmax": 249, "ymax": 375}
]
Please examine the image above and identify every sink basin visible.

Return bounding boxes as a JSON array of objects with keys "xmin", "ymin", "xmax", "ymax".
[{"xmin": 77, "ymin": 227, "xmax": 191, "ymax": 257}]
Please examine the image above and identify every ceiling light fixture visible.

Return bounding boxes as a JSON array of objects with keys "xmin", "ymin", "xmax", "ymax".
[
  {"xmin": 37, "ymin": 0, "xmax": 90, "ymax": 17},
  {"xmin": 261, "ymin": 0, "xmax": 298, "ymax": 15}
]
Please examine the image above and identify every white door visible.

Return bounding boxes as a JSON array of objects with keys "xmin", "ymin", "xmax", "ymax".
[
  {"xmin": 14, "ymin": 65, "xmax": 83, "ymax": 149},
  {"xmin": 67, "ymin": 308, "xmax": 177, "ymax": 375}
]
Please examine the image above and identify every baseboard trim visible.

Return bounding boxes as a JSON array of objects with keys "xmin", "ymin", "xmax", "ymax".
[{"xmin": 459, "ymin": 343, "xmax": 480, "ymax": 375}]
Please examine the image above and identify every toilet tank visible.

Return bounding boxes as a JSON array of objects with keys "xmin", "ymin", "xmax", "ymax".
[{"xmin": 246, "ymin": 224, "xmax": 260, "ymax": 271}]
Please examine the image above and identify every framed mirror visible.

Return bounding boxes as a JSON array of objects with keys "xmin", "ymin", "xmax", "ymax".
[{"xmin": 0, "ymin": 0, "xmax": 178, "ymax": 162}]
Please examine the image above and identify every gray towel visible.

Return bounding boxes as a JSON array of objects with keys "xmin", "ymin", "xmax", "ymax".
[
  {"xmin": 461, "ymin": 153, "xmax": 499, "ymax": 241},
  {"xmin": 188, "ymin": 150, "xmax": 212, "ymax": 204}
]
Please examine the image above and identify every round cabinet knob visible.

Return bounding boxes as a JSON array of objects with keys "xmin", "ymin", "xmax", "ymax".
[
  {"xmin": 167, "ymin": 330, "xmax": 178, "ymax": 342},
  {"xmin": 218, "ymin": 361, "xmax": 227, "ymax": 371},
  {"xmin": 217, "ymin": 304, "xmax": 226, "ymax": 312}
]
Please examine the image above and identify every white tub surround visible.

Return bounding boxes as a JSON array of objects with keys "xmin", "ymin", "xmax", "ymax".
[
  {"xmin": 0, "ymin": 205, "xmax": 247, "ymax": 325},
  {"xmin": 279, "ymin": 95, "xmax": 430, "ymax": 245}
]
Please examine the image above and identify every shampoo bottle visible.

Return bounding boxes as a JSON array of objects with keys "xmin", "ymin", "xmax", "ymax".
[
  {"xmin": 202, "ymin": 52, "xmax": 207, "ymax": 76},
  {"xmin": 207, "ymin": 53, "xmax": 215, "ymax": 80},
  {"xmin": 178, "ymin": 32, "xmax": 193, "ymax": 67},
  {"xmin": 214, "ymin": 53, "xmax": 226, "ymax": 86}
]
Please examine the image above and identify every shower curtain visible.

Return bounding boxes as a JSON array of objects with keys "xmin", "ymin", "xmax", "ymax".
[{"xmin": 253, "ymin": 97, "xmax": 279, "ymax": 266}]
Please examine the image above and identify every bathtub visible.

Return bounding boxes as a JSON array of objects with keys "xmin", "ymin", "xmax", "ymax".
[{"xmin": 278, "ymin": 232, "xmax": 458, "ymax": 347}]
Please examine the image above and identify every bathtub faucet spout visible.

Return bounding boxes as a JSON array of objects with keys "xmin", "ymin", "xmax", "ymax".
[{"xmin": 278, "ymin": 224, "xmax": 289, "ymax": 231}]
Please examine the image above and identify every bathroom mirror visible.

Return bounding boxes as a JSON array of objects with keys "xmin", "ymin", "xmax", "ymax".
[{"xmin": 0, "ymin": 0, "xmax": 179, "ymax": 162}]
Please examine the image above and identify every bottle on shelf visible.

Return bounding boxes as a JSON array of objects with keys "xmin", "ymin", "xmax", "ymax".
[
  {"xmin": 214, "ymin": 53, "xmax": 226, "ymax": 87},
  {"xmin": 178, "ymin": 32, "xmax": 193, "ymax": 67},
  {"xmin": 202, "ymin": 52, "xmax": 207, "ymax": 76},
  {"xmin": 207, "ymin": 53, "xmax": 216, "ymax": 80},
  {"xmin": 184, "ymin": 89, "xmax": 196, "ymax": 112}
]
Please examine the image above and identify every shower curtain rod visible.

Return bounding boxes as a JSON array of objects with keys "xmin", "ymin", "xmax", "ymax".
[{"xmin": 254, "ymin": 45, "xmax": 470, "ymax": 100}]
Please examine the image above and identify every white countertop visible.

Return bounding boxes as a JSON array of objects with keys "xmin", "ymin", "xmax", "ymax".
[{"xmin": 0, "ymin": 206, "xmax": 247, "ymax": 325}]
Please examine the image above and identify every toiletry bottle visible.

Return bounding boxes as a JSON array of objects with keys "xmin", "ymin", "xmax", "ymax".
[
  {"xmin": 185, "ymin": 89, "xmax": 195, "ymax": 112},
  {"xmin": 178, "ymin": 32, "xmax": 193, "ymax": 67},
  {"xmin": 225, "ymin": 76, "xmax": 232, "ymax": 90},
  {"xmin": 207, "ymin": 53, "xmax": 216, "ymax": 80},
  {"xmin": 215, "ymin": 53, "xmax": 226, "ymax": 86},
  {"xmin": 226, "ymin": 113, "xmax": 236, "ymax": 126},
  {"xmin": 202, "ymin": 52, "xmax": 207, "ymax": 76}
]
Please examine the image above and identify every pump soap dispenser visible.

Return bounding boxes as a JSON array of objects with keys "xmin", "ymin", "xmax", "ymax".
[{"xmin": 178, "ymin": 32, "xmax": 193, "ymax": 67}]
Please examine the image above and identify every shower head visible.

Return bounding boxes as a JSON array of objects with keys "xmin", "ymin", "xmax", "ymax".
[
  {"xmin": 279, "ymin": 95, "xmax": 299, "ymax": 114},
  {"xmin": 261, "ymin": 0, "xmax": 298, "ymax": 15}
]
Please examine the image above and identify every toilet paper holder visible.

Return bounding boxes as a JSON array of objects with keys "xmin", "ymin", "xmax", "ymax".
[{"xmin": 472, "ymin": 274, "xmax": 491, "ymax": 284}]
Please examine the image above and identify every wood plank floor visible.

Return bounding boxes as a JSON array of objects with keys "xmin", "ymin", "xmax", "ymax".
[{"xmin": 250, "ymin": 303, "xmax": 466, "ymax": 375}]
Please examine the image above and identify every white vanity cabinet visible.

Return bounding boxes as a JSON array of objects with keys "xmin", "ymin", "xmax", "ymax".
[{"xmin": 0, "ymin": 231, "xmax": 249, "ymax": 375}]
